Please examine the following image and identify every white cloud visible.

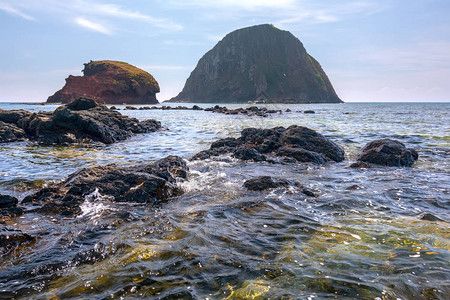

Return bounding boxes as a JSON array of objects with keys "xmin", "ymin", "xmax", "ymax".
[
  {"xmin": 75, "ymin": 17, "xmax": 112, "ymax": 35},
  {"xmin": 76, "ymin": 2, "xmax": 183, "ymax": 31},
  {"xmin": 276, "ymin": 0, "xmax": 386, "ymax": 25},
  {"xmin": 0, "ymin": 0, "xmax": 182, "ymax": 32},
  {"xmin": 0, "ymin": 2, "xmax": 34, "ymax": 20}
]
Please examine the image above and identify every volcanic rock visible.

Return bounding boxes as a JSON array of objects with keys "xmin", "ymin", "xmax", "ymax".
[
  {"xmin": 244, "ymin": 176, "xmax": 317, "ymax": 196},
  {"xmin": 169, "ymin": 24, "xmax": 342, "ymax": 103},
  {"xmin": 356, "ymin": 139, "xmax": 418, "ymax": 167},
  {"xmin": 47, "ymin": 60, "xmax": 160, "ymax": 104},
  {"xmin": 0, "ymin": 97, "xmax": 161, "ymax": 144},
  {"xmin": 193, "ymin": 125, "xmax": 344, "ymax": 164},
  {"xmin": 0, "ymin": 194, "xmax": 18, "ymax": 208},
  {"xmin": 22, "ymin": 155, "xmax": 188, "ymax": 216},
  {"xmin": 0, "ymin": 121, "xmax": 27, "ymax": 142}
]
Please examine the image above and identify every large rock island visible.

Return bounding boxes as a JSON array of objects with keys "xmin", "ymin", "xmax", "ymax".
[
  {"xmin": 169, "ymin": 24, "xmax": 342, "ymax": 103},
  {"xmin": 47, "ymin": 60, "xmax": 160, "ymax": 104}
]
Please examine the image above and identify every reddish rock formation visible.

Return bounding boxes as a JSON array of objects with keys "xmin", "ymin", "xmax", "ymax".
[{"xmin": 47, "ymin": 60, "xmax": 160, "ymax": 104}]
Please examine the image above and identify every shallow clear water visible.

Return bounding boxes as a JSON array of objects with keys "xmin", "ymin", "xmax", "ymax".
[{"xmin": 0, "ymin": 102, "xmax": 449, "ymax": 299}]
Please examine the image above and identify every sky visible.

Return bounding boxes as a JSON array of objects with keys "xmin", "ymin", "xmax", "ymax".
[{"xmin": 0, "ymin": 0, "xmax": 449, "ymax": 102}]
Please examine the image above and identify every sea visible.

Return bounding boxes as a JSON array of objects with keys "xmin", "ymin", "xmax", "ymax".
[{"xmin": 0, "ymin": 102, "xmax": 449, "ymax": 299}]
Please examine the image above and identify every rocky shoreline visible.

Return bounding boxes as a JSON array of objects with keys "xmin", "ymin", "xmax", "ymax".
[
  {"xmin": 0, "ymin": 98, "xmax": 161, "ymax": 145},
  {"xmin": 0, "ymin": 101, "xmax": 423, "ymax": 267}
]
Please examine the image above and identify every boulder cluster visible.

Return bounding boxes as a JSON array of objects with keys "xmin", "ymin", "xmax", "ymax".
[
  {"xmin": 0, "ymin": 97, "xmax": 161, "ymax": 145},
  {"xmin": 193, "ymin": 125, "xmax": 345, "ymax": 164}
]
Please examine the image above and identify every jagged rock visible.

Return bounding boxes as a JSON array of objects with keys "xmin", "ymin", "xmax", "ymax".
[
  {"xmin": 169, "ymin": 24, "xmax": 342, "ymax": 103},
  {"xmin": 22, "ymin": 156, "xmax": 188, "ymax": 216},
  {"xmin": 0, "ymin": 97, "xmax": 161, "ymax": 145},
  {"xmin": 193, "ymin": 125, "xmax": 344, "ymax": 164},
  {"xmin": 0, "ymin": 121, "xmax": 27, "ymax": 142},
  {"xmin": 356, "ymin": 139, "xmax": 418, "ymax": 167},
  {"xmin": 47, "ymin": 60, "xmax": 160, "ymax": 104}
]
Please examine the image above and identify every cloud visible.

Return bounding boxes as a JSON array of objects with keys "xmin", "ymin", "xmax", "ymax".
[
  {"xmin": 75, "ymin": 17, "xmax": 112, "ymax": 35},
  {"xmin": 76, "ymin": 2, "xmax": 183, "ymax": 31},
  {"xmin": 0, "ymin": 2, "xmax": 34, "ymax": 20},
  {"xmin": 276, "ymin": 0, "xmax": 386, "ymax": 25},
  {"xmin": 0, "ymin": 0, "xmax": 182, "ymax": 33}
]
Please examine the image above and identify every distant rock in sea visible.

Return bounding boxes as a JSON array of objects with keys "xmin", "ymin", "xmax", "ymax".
[
  {"xmin": 169, "ymin": 24, "xmax": 342, "ymax": 103},
  {"xmin": 47, "ymin": 60, "xmax": 160, "ymax": 104}
]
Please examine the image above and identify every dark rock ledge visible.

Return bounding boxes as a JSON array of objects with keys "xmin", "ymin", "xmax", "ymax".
[
  {"xmin": 192, "ymin": 125, "xmax": 345, "ymax": 165},
  {"xmin": 0, "ymin": 97, "xmax": 161, "ymax": 145}
]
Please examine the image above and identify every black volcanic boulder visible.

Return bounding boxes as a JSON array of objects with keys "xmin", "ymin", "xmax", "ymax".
[
  {"xmin": 0, "ymin": 121, "xmax": 27, "ymax": 143},
  {"xmin": 0, "ymin": 97, "xmax": 161, "ymax": 145},
  {"xmin": 169, "ymin": 24, "xmax": 342, "ymax": 103},
  {"xmin": 47, "ymin": 60, "xmax": 160, "ymax": 104},
  {"xmin": 22, "ymin": 156, "xmax": 188, "ymax": 216},
  {"xmin": 193, "ymin": 125, "xmax": 345, "ymax": 164},
  {"xmin": 356, "ymin": 139, "xmax": 418, "ymax": 167}
]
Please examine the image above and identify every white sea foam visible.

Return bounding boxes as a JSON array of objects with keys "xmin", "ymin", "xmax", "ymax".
[{"xmin": 78, "ymin": 188, "xmax": 115, "ymax": 220}]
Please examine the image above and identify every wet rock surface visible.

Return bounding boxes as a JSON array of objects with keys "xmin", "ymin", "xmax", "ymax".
[
  {"xmin": 356, "ymin": 139, "xmax": 419, "ymax": 167},
  {"xmin": 0, "ymin": 121, "xmax": 27, "ymax": 142},
  {"xmin": 22, "ymin": 155, "xmax": 188, "ymax": 216},
  {"xmin": 0, "ymin": 228, "xmax": 35, "ymax": 255},
  {"xmin": 193, "ymin": 125, "xmax": 345, "ymax": 164},
  {"xmin": 244, "ymin": 176, "xmax": 317, "ymax": 197},
  {"xmin": 0, "ymin": 97, "xmax": 161, "ymax": 144}
]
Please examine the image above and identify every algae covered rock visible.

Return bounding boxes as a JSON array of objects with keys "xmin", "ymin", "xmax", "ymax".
[
  {"xmin": 170, "ymin": 24, "xmax": 342, "ymax": 103},
  {"xmin": 47, "ymin": 60, "xmax": 160, "ymax": 104}
]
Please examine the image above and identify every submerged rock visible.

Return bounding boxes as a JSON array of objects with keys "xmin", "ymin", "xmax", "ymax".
[
  {"xmin": 193, "ymin": 125, "xmax": 344, "ymax": 164},
  {"xmin": 22, "ymin": 155, "xmax": 188, "ymax": 216},
  {"xmin": 169, "ymin": 24, "xmax": 342, "ymax": 103},
  {"xmin": 0, "ymin": 97, "xmax": 161, "ymax": 144},
  {"xmin": 244, "ymin": 176, "xmax": 290, "ymax": 191},
  {"xmin": 47, "ymin": 60, "xmax": 160, "ymax": 104},
  {"xmin": 0, "ymin": 195, "xmax": 24, "ymax": 216},
  {"xmin": 0, "ymin": 229, "xmax": 35, "ymax": 255},
  {"xmin": 356, "ymin": 139, "xmax": 418, "ymax": 167},
  {"xmin": 244, "ymin": 176, "xmax": 317, "ymax": 196}
]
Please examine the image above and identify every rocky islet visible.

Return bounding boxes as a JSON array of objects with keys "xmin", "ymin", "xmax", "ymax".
[{"xmin": 47, "ymin": 60, "xmax": 160, "ymax": 105}]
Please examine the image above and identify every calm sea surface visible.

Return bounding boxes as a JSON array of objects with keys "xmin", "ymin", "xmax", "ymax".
[{"xmin": 0, "ymin": 102, "xmax": 449, "ymax": 299}]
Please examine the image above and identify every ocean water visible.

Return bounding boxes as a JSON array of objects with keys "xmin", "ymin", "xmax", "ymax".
[{"xmin": 0, "ymin": 102, "xmax": 449, "ymax": 299}]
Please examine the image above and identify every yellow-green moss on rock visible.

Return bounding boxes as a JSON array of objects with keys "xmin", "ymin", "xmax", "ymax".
[{"xmin": 47, "ymin": 60, "xmax": 160, "ymax": 104}]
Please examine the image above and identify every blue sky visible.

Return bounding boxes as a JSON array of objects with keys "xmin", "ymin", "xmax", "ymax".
[{"xmin": 0, "ymin": 0, "xmax": 449, "ymax": 102}]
